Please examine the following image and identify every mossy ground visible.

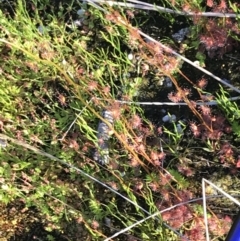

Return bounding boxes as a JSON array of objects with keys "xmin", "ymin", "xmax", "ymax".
[{"xmin": 0, "ymin": 1, "xmax": 240, "ymax": 241}]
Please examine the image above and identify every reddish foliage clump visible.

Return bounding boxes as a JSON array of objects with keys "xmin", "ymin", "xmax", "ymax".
[
  {"xmin": 218, "ymin": 142, "xmax": 235, "ymax": 165},
  {"xmin": 129, "ymin": 114, "xmax": 142, "ymax": 129},
  {"xmin": 196, "ymin": 78, "xmax": 208, "ymax": 89},
  {"xmin": 168, "ymin": 88, "xmax": 191, "ymax": 103},
  {"xmin": 189, "ymin": 105, "xmax": 231, "ymax": 141},
  {"xmin": 177, "ymin": 164, "xmax": 195, "ymax": 177},
  {"xmin": 208, "ymin": 215, "xmax": 232, "ymax": 236},
  {"xmin": 236, "ymin": 158, "xmax": 240, "ymax": 168},
  {"xmin": 161, "ymin": 205, "xmax": 193, "ymax": 229},
  {"xmin": 198, "ymin": 1, "xmax": 240, "ymax": 58}
]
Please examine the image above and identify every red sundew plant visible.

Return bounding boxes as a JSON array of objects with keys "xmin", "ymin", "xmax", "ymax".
[
  {"xmin": 182, "ymin": 227, "xmax": 206, "ymax": 241},
  {"xmin": 189, "ymin": 104, "xmax": 231, "ymax": 141},
  {"xmin": 88, "ymin": 80, "xmax": 98, "ymax": 91},
  {"xmin": 196, "ymin": 78, "xmax": 208, "ymax": 89},
  {"xmin": 168, "ymin": 91, "xmax": 183, "ymax": 103},
  {"xmin": 236, "ymin": 157, "xmax": 240, "ymax": 168},
  {"xmin": 161, "ymin": 205, "xmax": 193, "ymax": 229},
  {"xmin": 197, "ymin": 0, "xmax": 240, "ymax": 58},
  {"xmin": 207, "ymin": 0, "xmax": 214, "ymax": 8},
  {"xmin": 211, "ymin": 0, "xmax": 228, "ymax": 12},
  {"xmin": 190, "ymin": 121, "xmax": 201, "ymax": 137},
  {"xmin": 168, "ymin": 87, "xmax": 191, "ymax": 103},
  {"xmin": 129, "ymin": 114, "xmax": 142, "ymax": 129},
  {"xmin": 150, "ymin": 150, "xmax": 166, "ymax": 166},
  {"xmin": 156, "ymin": 190, "xmax": 214, "ymax": 238},
  {"xmin": 208, "ymin": 215, "xmax": 232, "ymax": 236},
  {"xmin": 177, "ymin": 164, "xmax": 195, "ymax": 177},
  {"xmin": 199, "ymin": 105, "xmax": 211, "ymax": 115},
  {"xmin": 218, "ymin": 142, "xmax": 236, "ymax": 165},
  {"xmin": 2, "ymin": 1, "xmax": 240, "ymax": 240},
  {"xmin": 181, "ymin": 212, "xmax": 232, "ymax": 241}
]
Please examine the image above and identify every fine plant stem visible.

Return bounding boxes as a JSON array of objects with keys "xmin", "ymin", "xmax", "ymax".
[
  {"xmin": 86, "ymin": 0, "xmax": 240, "ymax": 18},
  {"xmin": 98, "ymin": 96, "xmax": 240, "ymax": 106}
]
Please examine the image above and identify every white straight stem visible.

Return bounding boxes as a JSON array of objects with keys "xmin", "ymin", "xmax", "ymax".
[
  {"xmin": 202, "ymin": 178, "xmax": 210, "ymax": 241},
  {"xmin": 86, "ymin": 0, "xmax": 240, "ymax": 18},
  {"xmin": 202, "ymin": 178, "xmax": 240, "ymax": 241}
]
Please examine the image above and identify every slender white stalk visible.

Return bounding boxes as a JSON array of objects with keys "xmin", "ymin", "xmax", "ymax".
[
  {"xmin": 86, "ymin": 0, "xmax": 107, "ymax": 11},
  {"xmin": 85, "ymin": 0, "xmax": 240, "ymax": 18},
  {"xmin": 202, "ymin": 178, "xmax": 240, "ymax": 241},
  {"xmin": 59, "ymin": 98, "xmax": 93, "ymax": 141},
  {"xmin": 104, "ymin": 211, "xmax": 161, "ymax": 241},
  {"xmin": 105, "ymin": 193, "xmax": 240, "ymax": 241},
  {"xmin": 98, "ymin": 96, "xmax": 240, "ymax": 106},
  {"xmin": 0, "ymin": 134, "xmax": 148, "ymax": 212},
  {"xmin": 104, "ymin": 198, "xmax": 195, "ymax": 241},
  {"xmin": 202, "ymin": 178, "xmax": 210, "ymax": 241},
  {"xmin": 203, "ymin": 178, "xmax": 240, "ymax": 206},
  {"xmin": 138, "ymin": 30, "xmax": 240, "ymax": 94}
]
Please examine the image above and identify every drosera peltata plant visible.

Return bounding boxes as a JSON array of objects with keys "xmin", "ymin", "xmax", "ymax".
[
  {"xmin": 0, "ymin": 0, "xmax": 176, "ymax": 239},
  {"xmin": 0, "ymin": 0, "xmax": 240, "ymax": 240}
]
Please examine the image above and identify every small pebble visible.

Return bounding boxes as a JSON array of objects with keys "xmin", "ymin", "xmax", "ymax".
[
  {"xmin": 37, "ymin": 25, "xmax": 46, "ymax": 34},
  {"xmin": 128, "ymin": 53, "xmax": 134, "ymax": 61},
  {"xmin": 0, "ymin": 139, "xmax": 7, "ymax": 148},
  {"xmin": 162, "ymin": 114, "xmax": 176, "ymax": 123},
  {"xmin": 104, "ymin": 217, "xmax": 112, "ymax": 227},
  {"xmin": 193, "ymin": 60, "xmax": 200, "ymax": 66},
  {"xmin": 176, "ymin": 123, "xmax": 183, "ymax": 134},
  {"xmin": 77, "ymin": 9, "xmax": 86, "ymax": 17},
  {"xmin": 164, "ymin": 77, "xmax": 172, "ymax": 88},
  {"xmin": 172, "ymin": 27, "xmax": 189, "ymax": 43},
  {"xmin": 160, "ymin": 109, "xmax": 166, "ymax": 114},
  {"xmin": 73, "ymin": 20, "xmax": 82, "ymax": 27}
]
